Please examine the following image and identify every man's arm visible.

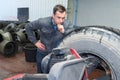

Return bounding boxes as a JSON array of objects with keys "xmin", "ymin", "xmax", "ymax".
[
  {"xmin": 25, "ymin": 19, "xmax": 46, "ymax": 51},
  {"xmin": 25, "ymin": 20, "xmax": 39, "ymax": 44}
]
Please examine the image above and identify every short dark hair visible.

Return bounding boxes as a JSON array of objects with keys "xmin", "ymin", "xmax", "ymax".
[{"xmin": 53, "ymin": 4, "xmax": 66, "ymax": 14}]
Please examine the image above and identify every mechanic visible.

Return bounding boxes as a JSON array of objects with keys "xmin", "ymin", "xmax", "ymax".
[{"xmin": 25, "ymin": 4, "xmax": 73, "ymax": 73}]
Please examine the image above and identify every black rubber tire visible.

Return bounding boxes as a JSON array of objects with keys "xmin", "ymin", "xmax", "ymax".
[
  {"xmin": 3, "ymin": 42, "xmax": 18, "ymax": 57},
  {"xmin": 58, "ymin": 26, "xmax": 120, "ymax": 80},
  {"xmin": 4, "ymin": 23, "xmax": 17, "ymax": 32}
]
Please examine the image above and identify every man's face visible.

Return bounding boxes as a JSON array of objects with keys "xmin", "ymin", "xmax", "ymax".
[{"xmin": 52, "ymin": 11, "xmax": 66, "ymax": 25}]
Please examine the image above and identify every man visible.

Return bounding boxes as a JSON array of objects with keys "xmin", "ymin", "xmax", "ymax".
[{"xmin": 25, "ymin": 4, "xmax": 73, "ymax": 73}]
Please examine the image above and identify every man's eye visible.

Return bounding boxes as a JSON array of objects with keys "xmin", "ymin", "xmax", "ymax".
[
  {"xmin": 58, "ymin": 17, "xmax": 61, "ymax": 19},
  {"xmin": 62, "ymin": 17, "xmax": 65, "ymax": 20}
]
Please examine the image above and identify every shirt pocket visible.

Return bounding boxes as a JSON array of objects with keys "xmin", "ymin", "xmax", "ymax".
[{"xmin": 41, "ymin": 27, "xmax": 52, "ymax": 39}]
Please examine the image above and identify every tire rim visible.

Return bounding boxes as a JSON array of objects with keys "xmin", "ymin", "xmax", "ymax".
[{"xmin": 80, "ymin": 53, "xmax": 115, "ymax": 80}]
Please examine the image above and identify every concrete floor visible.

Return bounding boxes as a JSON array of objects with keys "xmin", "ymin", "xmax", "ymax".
[{"xmin": 0, "ymin": 51, "xmax": 37, "ymax": 79}]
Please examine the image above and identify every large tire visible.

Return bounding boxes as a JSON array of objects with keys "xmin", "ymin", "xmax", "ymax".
[{"xmin": 58, "ymin": 26, "xmax": 120, "ymax": 80}]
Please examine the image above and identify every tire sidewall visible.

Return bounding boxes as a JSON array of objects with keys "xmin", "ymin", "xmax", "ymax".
[{"xmin": 59, "ymin": 33, "xmax": 120, "ymax": 79}]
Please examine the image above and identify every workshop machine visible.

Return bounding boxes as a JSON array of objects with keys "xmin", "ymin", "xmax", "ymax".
[{"xmin": 4, "ymin": 48, "xmax": 100, "ymax": 80}]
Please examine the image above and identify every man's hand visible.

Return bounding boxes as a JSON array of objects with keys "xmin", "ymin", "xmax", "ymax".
[
  {"xmin": 57, "ymin": 24, "xmax": 65, "ymax": 33},
  {"xmin": 35, "ymin": 40, "xmax": 45, "ymax": 51}
]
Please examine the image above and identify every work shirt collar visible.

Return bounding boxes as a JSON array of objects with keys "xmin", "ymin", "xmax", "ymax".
[{"xmin": 52, "ymin": 18, "xmax": 58, "ymax": 31}]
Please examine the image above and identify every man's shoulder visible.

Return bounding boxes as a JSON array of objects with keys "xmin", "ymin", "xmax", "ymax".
[
  {"xmin": 37, "ymin": 16, "xmax": 52, "ymax": 26},
  {"xmin": 36, "ymin": 16, "xmax": 51, "ymax": 25},
  {"xmin": 38, "ymin": 16, "xmax": 52, "ymax": 22}
]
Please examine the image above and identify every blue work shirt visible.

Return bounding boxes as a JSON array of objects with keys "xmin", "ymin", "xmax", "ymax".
[{"xmin": 25, "ymin": 16, "xmax": 73, "ymax": 53}]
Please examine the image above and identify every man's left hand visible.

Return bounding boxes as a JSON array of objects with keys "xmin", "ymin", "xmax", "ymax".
[{"xmin": 57, "ymin": 24, "xmax": 65, "ymax": 33}]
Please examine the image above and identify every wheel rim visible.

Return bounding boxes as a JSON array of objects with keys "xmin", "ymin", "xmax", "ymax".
[{"xmin": 80, "ymin": 53, "xmax": 115, "ymax": 80}]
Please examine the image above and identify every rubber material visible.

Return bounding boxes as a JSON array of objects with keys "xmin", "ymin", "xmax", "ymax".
[
  {"xmin": 4, "ymin": 23, "xmax": 17, "ymax": 32},
  {"xmin": 58, "ymin": 26, "xmax": 120, "ymax": 80}
]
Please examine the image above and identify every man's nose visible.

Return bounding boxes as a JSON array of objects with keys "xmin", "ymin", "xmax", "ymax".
[{"xmin": 60, "ymin": 18, "xmax": 63, "ymax": 23}]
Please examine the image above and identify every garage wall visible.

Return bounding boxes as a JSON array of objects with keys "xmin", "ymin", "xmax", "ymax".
[
  {"xmin": 0, "ymin": 0, "xmax": 68, "ymax": 21},
  {"xmin": 76, "ymin": 0, "xmax": 120, "ymax": 28},
  {"xmin": 0, "ymin": 0, "xmax": 18, "ymax": 20},
  {"xmin": 17, "ymin": 0, "xmax": 68, "ymax": 21},
  {"xmin": 67, "ymin": 0, "xmax": 75, "ymax": 25}
]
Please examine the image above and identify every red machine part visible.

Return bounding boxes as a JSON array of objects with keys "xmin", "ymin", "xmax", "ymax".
[{"xmin": 70, "ymin": 48, "xmax": 88, "ymax": 80}]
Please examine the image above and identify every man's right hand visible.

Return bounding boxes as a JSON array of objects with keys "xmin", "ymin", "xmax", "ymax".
[
  {"xmin": 35, "ymin": 40, "xmax": 45, "ymax": 51},
  {"xmin": 57, "ymin": 24, "xmax": 65, "ymax": 33}
]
